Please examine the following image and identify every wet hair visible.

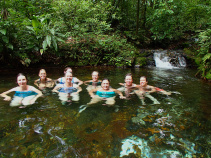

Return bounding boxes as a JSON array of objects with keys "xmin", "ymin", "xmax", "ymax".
[
  {"xmin": 65, "ymin": 72, "xmax": 73, "ymax": 77},
  {"xmin": 125, "ymin": 73, "xmax": 132, "ymax": 79},
  {"xmin": 39, "ymin": 69, "xmax": 46, "ymax": 74},
  {"xmin": 17, "ymin": 73, "xmax": 28, "ymax": 82},
  {"xmin": 140, "ymin": 76, "xmax": 147, "ymax": 82},
  {"xmin": 102, "ymin": 78, "xmax": 110, "ymax": 83},
  {"xmin": 64, "ymin": 67, "xmax": 72, "ymax": 74},
  {"xmin": 92, "ymin": 71, "xmax": 99, "ymax": 76}
]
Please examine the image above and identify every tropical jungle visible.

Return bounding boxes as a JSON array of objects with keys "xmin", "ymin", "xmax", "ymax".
[{"xmin": 0, "ymin": 0, "xmax": 210, "ymax": 79}]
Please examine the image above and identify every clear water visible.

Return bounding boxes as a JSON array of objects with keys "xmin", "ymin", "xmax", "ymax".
[{"xmin": 0, "ymin": 67, "xmax": 210, "ymax": 157}]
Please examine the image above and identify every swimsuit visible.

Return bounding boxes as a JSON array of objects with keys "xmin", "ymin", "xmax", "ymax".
[
  {"xmin": 96, "ymin": 91, "xmax": 116, "ymax": 98},
  {"xmin": 89, "ymin": 81, "xmax": 101, "ymax": 86},
  {"xmin": 155, "ymin": 87, "xmax": 164, "ymax": 92},
  {"xmin": 14, "ymin": 91, "xmax": 37, "ymax": 98},
  {"xmin": 58, "ymin": 85, "xmax": 77, "ymax": 93}
]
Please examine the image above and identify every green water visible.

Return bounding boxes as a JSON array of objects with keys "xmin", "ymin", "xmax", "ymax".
[{"xmin": 0, "ymin": 67, "xmax": 210, "ymax": 157}]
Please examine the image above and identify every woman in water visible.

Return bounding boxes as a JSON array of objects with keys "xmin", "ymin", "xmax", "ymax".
[
  {"xmin": 79, "ymin": 78, "xmax": 125, "ymax": 113},
  {"xmin": 53, "ymin": 72, "xmax": 82, "ymax": 103},
  {"xmin": 0, "ymin": 73, "xmax": 43, "ymax": 107},
  {"xmin": 84, "ymin": 71, "xmax": 102, "ymax": 92},
  {"xmin": 34, "ymin": 69, "xmax": 54, "ymax": 90},
  {"xmin": 87, "ymin": 78, "xmax": 125, "ymax": 105},
  {"xmin": 56, "ymin": 67, "xmax": 83, "ymax": 86}
]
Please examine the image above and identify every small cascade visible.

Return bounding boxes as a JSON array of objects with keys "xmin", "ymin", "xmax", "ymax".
[{"xmin": 154, "ymin": 50, "xmax": 186, "ymax": 68}]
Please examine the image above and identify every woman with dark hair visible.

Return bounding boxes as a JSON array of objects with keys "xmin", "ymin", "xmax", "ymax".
[
  {"xmin": 56, "ymin": 67, "xmax": 83, "ymax": 86},
  {"xmin": 87, "ymin": 78, "xmax": 125, "ymax": 105},
  {"xmin": 34, "ymin": 69, "xmax": 54, "ymax": 90},
  {"xmin": 52, "ymin": 72, "xmax": 82, "ymax": 103},
  {"xmin": 79, "ymin": 78, "xmax": 125, "ymax": 113},
  {"xmin": 84, "ymin": 71, "xmax": 102, "ymax": 92},
  {"xmin": 0, "ymin": 73, "xmax": 43, "ymax": 107}
]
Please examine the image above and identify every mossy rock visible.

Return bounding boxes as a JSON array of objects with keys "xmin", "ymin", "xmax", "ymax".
[{"xmin": 135, "ymin": 57, "xmax": 147, "ymax": 67}]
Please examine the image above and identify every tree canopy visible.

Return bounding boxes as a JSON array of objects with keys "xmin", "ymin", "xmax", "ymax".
[{"xmin": 0, "ymin": 0, "xmax": 210, "ymax": 79}]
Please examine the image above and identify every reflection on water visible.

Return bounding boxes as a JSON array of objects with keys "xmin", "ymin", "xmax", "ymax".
[{"xmin": 0, "ymin": 67, "xmax": 210, "ymax": 157}]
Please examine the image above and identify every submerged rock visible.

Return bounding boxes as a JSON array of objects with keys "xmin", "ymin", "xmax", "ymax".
[
  {"xmin": 120, "ymin": 135, "xmax": 197, "ymax": 157},
  {"xmin": 120, "ymin": 135, "xmax": 151, "ymax": 157}
]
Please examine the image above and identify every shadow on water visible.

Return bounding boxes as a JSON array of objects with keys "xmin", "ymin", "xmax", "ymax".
[{"xmin": 0, "ymin": 67, "xmax": 210, "ymax": 157}]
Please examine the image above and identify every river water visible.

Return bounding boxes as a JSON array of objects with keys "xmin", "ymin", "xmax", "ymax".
[{"xmin": 0, "ymin": 67, "xmax": 210, "ymax": 157}]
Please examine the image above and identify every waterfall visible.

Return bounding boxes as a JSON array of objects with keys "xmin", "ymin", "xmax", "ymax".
[{"xmin": 153, "ymin": 50, "xmax": 186, "ymax": 69}]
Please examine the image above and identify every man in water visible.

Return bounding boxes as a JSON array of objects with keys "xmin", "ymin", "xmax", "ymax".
[{"xmin": 134, "ymin": 76, "xmax": 160, "ymax": 105}]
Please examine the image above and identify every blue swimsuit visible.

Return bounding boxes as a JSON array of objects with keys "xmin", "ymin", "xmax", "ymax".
[
  {"xmin": 96, "ymin": 91, "xmax": 116, "ymax": 98},
  {"xmin": 89, "ymin": 81, "xmax": 101, "ymax": 86},
  {"xmin": 14, "ymin": 91, "xmax": 37, "ymax": 98},
  {"xmin": 58, "ymin": 86, "xmax": 77, "ymax": 93}
]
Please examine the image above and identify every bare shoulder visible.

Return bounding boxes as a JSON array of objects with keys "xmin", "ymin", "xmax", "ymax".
[
  {"xmin": 147, "ymin": 85, "xmax": 155, "ymax": 89},
  {"xmin": 47, "ymin": 78, "xmax": 53, "ymax": 81}
]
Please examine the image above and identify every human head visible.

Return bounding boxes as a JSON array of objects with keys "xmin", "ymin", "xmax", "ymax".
[
  {"xmin": 140, "ymin": 76, "xmax": 148, "ymax": 86},
  {"xmin": 39, "ymin": 69, "xmax": 47, "ymax": 80},
  {"xmin": 101, "ymin": 78, "xmax": 110, "ymax": 90},
  {"xmin": 125, "ymin": 73, "xmax": 133, "ymax": 86},
  {"xmin": 17, "ymin": 73, "xmax": 27, "ymax": 86},
  {"xmin": 65, "ymin": 72, "xmax": 73, "ymax": 83},
  {"xmin": 64, "ymin": 67, "xmax": 72, "ymax": 74},
  {"xmin": 92, "ymin": 71, "xmax": 99, "ymax": 82}
]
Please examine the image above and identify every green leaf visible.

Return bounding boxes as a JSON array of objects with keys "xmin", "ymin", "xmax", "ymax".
[
  {"xmin": 50, "ymin": 29, "xmax": 55, "ymax": 35},
  {"xmin": 52, "ymin": 38, "xmax": 58, "ymax": 51},
  {"xmin": 0, "ymin": 29, "xmax": 6, "ymax": 35},
  {"xmin": 26, "ymin": 26, "xmax": 34, "ymax": 32},
  {"xmin": 8, "ymin": 44, "xmax": 13, "ymax": 50},
  {"xmin": 40, "ymin": 49, "xmax": 44, "ymax": 55},
  {"xmin": 46, "ymin": 35, "xmax": 51, "ymax": 47},
  {"xmin": 42, "ymin": 40, "xmax": 47, "ymax": 51},
  {"xmin": 56, "ymin": 37, "xmax": 65, "ymax": 43},
  {"xmin": 2, "ymin": 36, "xmax": 9, "ymax": 43},
  {"xmin": 202, "ymin": 53, "xmax": 211, "ymax": 62},
  {"xmin": 32, "ymin": 18, "xmax": 40, "ymax": 29}
]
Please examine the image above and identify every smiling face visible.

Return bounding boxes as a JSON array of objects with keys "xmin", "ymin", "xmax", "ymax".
[
  {"xmin": 17, "ymin": 75, "xmax": 27, "ymax": 87},
  {"xmin": 39, "ymin": 69, "xmax": 47, "ymax": 81},
  {"xmin": 101, "ymin": 79, "xmax": 110, "ymax": 91},
  {"xmin": 92, "ymin": 71, "xmax": 99, "ymax": 82},
  {"xmin": 65, "ymin": 72, "xmax": 73, "ymax": 83},
  {"xmin": 125, "ymin": 76, "xmax": 133, "ymax": 87},
  {"xmin": 140, "ymin": 77, "xmax": 148, "ymax": 87}
]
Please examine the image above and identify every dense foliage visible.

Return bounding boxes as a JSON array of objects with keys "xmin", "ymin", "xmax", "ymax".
[{"xmin": 0, "ymin": 0, "xmax": 210, "ymax": 79}]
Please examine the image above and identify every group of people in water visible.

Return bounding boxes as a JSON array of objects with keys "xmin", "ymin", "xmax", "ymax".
[{"xmin": 0, "ymin": 67, "xmax": 171, "ymax": 108}]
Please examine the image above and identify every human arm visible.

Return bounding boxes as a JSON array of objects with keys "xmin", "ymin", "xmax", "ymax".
[
  {"xmin": 73, "ymin": 77, "xmax": 83, "ymax": 86},
  {"xmin": 54, "ymin": 77, "xmax": 62, "ymax": 85},
  {"xmin": 52, "ymin": 85, "xmax": 62, "ymax": 93},
  {"xmin": 71, "ymin": 85, "xmax": 82, "ymax": 95},
  {"xmin": 47, "ymin": 78, "xmax": 55, "ymax": 88},
  {"xmin": 0, "ymin": 87, "xmax": 17, "ymax": 101},
  {"xmin": 160, "ymin": 90, "xmax": 171, "ymax": 95},
  {"xmin": 34, "ymin": 79, "xmax": 39, "ymax": 87},
  {"xmin": 113, "ymin": 89, "xmax": 126, "ymax": 99},
  {"xmin": 29, "ymin": 86, "xmax": 43, "ymax": 104},
  {"xmin": 155, "ymin": 87, "xmax": 171, "ymax": 95},
  {"xmin": 147, "ymin": 85, "xmax": 156, "ymax": 94},
  {"xmin": 88, "ymin": 88, "xmax": 98, "ymax": 98},
  {"xmin": 83, "ymin": 80, "xmax": 91, "ymax": 85}
]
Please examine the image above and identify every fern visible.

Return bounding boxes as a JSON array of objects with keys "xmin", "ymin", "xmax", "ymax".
[{"xmin": 202, "ymin": 53, "xmax": 211, "ymax": 63}]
